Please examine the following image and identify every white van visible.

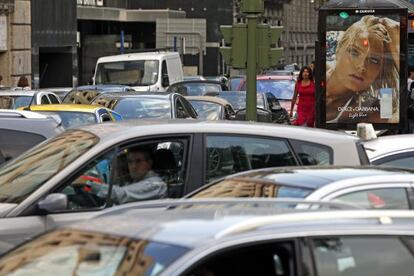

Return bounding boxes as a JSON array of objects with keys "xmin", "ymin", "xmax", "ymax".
[{"xmin": 93, "ymin": 51, "xmax": 184, "ymax": 92}]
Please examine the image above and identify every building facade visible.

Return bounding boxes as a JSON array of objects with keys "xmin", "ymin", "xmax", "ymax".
[
  {"xmin": 0, "ymin": 0, "xmax": 327, "ymax": 87},
  {"xmin": 0, "ymin": 0, "xmax": 31, "ymax": 87}
]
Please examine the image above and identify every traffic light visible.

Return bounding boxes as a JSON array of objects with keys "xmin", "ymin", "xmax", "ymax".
[
  {"xmin": 256, "ymin": 25, "xmax": 283, "ymax": 70},
  {"xmin": 219, "ymin": 24, "xmax": 247, "ymax": 69},
  {"xmin": 240, "ymin": 0, "xmax": 264, "ymax": 13}
]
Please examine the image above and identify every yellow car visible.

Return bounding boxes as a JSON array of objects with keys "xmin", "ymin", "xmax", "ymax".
[{"xmin": 20, "ymin": 104, "xmax": 122, "ymax": 128}]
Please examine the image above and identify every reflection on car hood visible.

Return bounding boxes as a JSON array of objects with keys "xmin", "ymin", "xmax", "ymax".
[{"xmin": 0, "ymin": 204, "xmax": 16, "ymax": 217}]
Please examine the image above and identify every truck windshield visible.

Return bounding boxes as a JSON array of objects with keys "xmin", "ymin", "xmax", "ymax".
[{"xmin": 95, "ymin": 60, "xmax": 159, "ymax": 86}]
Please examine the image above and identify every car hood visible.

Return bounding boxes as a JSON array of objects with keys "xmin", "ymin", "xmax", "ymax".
[{"xmin": 0, "ymin": 204, "xmax": 17, "ymax": 217}]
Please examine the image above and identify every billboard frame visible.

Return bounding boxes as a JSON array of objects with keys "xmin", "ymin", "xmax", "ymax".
[{"xmin": 316, "ymin": 8, "xmax": 408, "ymax": 132}]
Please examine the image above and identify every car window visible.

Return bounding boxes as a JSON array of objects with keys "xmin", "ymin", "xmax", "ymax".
[
  {"xmin": 40, "ymin": 95, "xmax": 50, "ymax": 104},
  {"xmin": 290, "ymin": 140, "xmax": 333, "ymax": 165},
  {"xmin": 0, "ymin": 229, "xmax": 189, "ymax": 276},
  {"xmin": 48, "ymin": 94, "xmax": 60, "ymax": 104},
  {"xmin": 0, "ymin": 129, "xmax": 46, "ymax": 165},
  {"xmin": 313, "ymin": 237, "xmax": 414, "ymax": 276},
  {"xmin": 0, "ymin": 130, "xmax": 98, "ymax": 204},
  {"xmin": 184, "ymin": 241, "xmax": 296, "ymax": 276},
  {"xmin": 60, "ymin": 150, "xmax": 116, "ymax": 210},
  {"xmin": 206, "ymin": 135, "xmax": 297, "ymax": 183},
  {"xmin": 175, "ymin": 98, "xmax": 191, "ymax": 119},
  {"xmin": 373, "ymin": 153, "xmax": 414, "ymax": 169},
  {"xmin": 332, "ymin": 188, "xmax": 410, "ymax": 209}
]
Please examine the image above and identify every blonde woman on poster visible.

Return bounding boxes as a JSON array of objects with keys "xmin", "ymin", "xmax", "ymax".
[{"xmin": 326, "ymin": 15, "xmax": 400, "ymax": 123}]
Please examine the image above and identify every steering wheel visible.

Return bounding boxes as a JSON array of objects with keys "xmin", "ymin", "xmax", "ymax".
[{"xmin": 70, "ymin": 175, "xmax": 105, "ymax": 208}]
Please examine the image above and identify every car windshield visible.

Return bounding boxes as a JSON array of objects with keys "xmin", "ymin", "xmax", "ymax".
[
  {"xmin": 191, "ymin": 179, "xmax": 314, "ymax": 199},
  {"xmin": 257, "ymin": 80, "xmax": 295, "ymax": 100},
  {"xmin": 229, "ymin": 77, "xmax": 244, "ymax": 90},
  {"xmin": 184, "ymin": 83, "xmax": 222, "ymax": 96},
  {"xmin": 0, "ymin": 130, "xmax": 98, "ymax": 204},
  {"xmin": 218, "ymin": 93, "xmax": 264, "ymax": 110},
  {"xmin": 37, "ymin": 111, "xmax": 97, "ymax": 128},
  {"xmin": 0, "ymin": 95, "xmax": 32, "ymax": 109},
  {"xmin": 95, "ymin": 60, "xmax": 159, "ymax": 86},
  {"xmin": 114, "ymin": 98, "xmax": 171, "ymax": 119},
  {"xmin": 189, "ymin": 101, "xmax": 222, "ymax": 120},
  {"xmin": 62, "ymin": 90, "xmax": 100, "ymax": 104},
  {"xmin": 0, "ymin": 229, "xmax": 189, "ymax": 275}
]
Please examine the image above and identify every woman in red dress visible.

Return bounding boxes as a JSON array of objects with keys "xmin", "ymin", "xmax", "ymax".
[{"xmin": 289, "ymin": 66, "xmax": 315, "ymax": 127}]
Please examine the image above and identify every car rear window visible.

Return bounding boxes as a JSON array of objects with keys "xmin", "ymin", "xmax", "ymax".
[
  {"xmin": 191, "ymin": 179, "xmax": 313, "ymax": 199},
  {"xmin": 0, "ymin": 129, "xmax": 45, "ymax": 165}
]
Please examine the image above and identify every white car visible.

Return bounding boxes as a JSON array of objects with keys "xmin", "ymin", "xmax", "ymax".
[{"xmin": 0, "ymin": 121, "xmax": 368, "ymax": 253}]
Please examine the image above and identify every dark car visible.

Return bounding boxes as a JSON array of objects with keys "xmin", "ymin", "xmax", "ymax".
[
  {"xmin": 205, "ymin": 91, "xmax": 289, "ymax": 124},
  {"xmin": 62, "ymin": 84, "xmax": 134, "ymax": 104},
  {"xmin": 186, "ymin": 96, "xmax": 235, "ymax": 120},
  {"xmin": 167, "ymin": 80, "xmax": 228, "ymax": 96},
  {"xmin": 91, "ymin": 92, "xmax": 197, "ymax": 119},
  {"xmin": 0, "ymin": 109, "xmax": 64, "ymax": 164}
]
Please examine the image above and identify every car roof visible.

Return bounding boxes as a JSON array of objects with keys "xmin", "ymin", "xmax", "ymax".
[
  {"xmin": 222, "ymin": 166, "xmax": 414, "ymax": 190},
  {"xmin": 0, "ymin": 90, "xmax": 37, "ymax": 96},
  {"xmin": 363, "ymin": 134, "xmax": 414, "ymax": 160},
  {"xmin": 66, "ymin": 207, "xmax": 414, "ymax": 248},
  {"xmin": 25, "ymin": 104, "xmax": 104, "ymax": 112},
  {"xmin": 96, "ymin": 51, "xmax": 179, "ymax": 62},
  {"xmin": 74, "ymin": 84, "xmax": 131, "ymax": 91},
  {"xmin": 75, "ymin": 120, "xmax": 360, "ymax": 146},
  {"xmin": 0, "ymin": 109, "xmax": 49, "ymax": 119},
  {"xmin": 185, "ymin": 96, "xmax": 232, "ymax": 106},
  {"xmin": 94, "ymin": 92, "xmax": 174, "ymax": 99},
  {"xmin": 257, "ymin": 75, "xmax": 295, "ymax": 81}
]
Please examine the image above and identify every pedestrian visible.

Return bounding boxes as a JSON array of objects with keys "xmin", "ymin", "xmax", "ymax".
[
  {"xmin": 325, "ymin": 15, "xmax": 399, "ymax": 124},
  {"xmin": 290, "ymin": 66, "xmax": 315, "ymax": 127},
  {"xmin": 408, "ymin": 68, "xmax": 414, "ymax": 93},
  {"xmin": 0, "ymin": 75, "xmax": 3, "ymax": 88},
  {"xmin": 17, "ymin": 76, "xmax": 30, "ymax": 89},
  {"xmin": 309, "ymin": 60, "xmax": 315, "ymax": 73}
]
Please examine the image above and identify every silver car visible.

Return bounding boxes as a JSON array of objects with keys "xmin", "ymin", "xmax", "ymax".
[
  {"xmin": 188, "ymin": 166, "xmax": 414, "ymax": 209},
  {"xmin": 0, "ymin": 120, "xmax": 368, "ymax": 252},
  {"xmin": 363, "ymin": 134, "xmax": 414, "ymax": 168},
  {"xmin": 1, "ymin": 204, "xmax": 414, "ymax": 275}
]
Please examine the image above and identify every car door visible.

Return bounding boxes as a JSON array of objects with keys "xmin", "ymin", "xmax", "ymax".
[
  {"xmin": 321, "ymin": 184, "xmax": 413, "ymax": 209},
  {"xmin": 0, "ymin": 216, "xmax": 45, "ymax": 253},
  {"xmin": 311, "ymin": 235, "xmax": 414, "ymax": 276},
  {"xmin": 178, "ymin": 239, "xmax": 302, "ymax": 276},
  {"xmin": 45, "ymin": 135, "xmax": 193, "ymax": 230},
  {"xmin": 201, "ymin": 134, "xmax": 299, "ymax": 186}
]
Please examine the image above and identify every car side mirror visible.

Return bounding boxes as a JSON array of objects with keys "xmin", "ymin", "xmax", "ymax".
[
  {"xmin": 38, "ymin": 193, "xmax": 68, "ymax": 212},
  {"xmin": 162, "ymin": 74, "xmax": 170, "ymax": 87}
]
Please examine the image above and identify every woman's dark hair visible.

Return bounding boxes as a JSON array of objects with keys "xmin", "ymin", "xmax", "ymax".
[
  {"xmin": 17, "ymin": 76, "xmax": 29, "ymax": 87},
  {"xmin": 298, "ymin": 66, "xmax": 313, "ymax": 82}
]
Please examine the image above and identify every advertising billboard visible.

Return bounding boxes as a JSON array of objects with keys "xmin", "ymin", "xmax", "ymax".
[{"xmin": 317, "ymin": 9, "xmax": 407, "ymax": 131}]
